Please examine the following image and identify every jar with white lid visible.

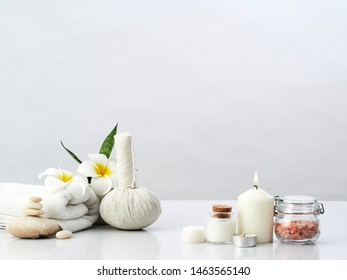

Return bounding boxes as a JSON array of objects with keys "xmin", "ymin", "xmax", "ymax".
[
  {"xmin": 274, "ymin": 195, "xmax": 324, "ymax": 244},
  {"xmin": 206, "ymin": 205, "xmax": 236, "ymax": 244}
]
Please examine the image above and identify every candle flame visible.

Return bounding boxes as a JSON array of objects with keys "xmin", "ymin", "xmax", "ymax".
[{"xmin": 253, "ymin": 171, "xmax": 258, "ymax": 188}]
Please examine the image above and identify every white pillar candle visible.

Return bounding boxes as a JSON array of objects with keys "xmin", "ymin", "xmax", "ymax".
[{"xmin": 237, "ymin": 172, "xmax": 274, "ymax": 243}]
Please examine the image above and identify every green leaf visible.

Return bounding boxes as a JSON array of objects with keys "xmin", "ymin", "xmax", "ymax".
[
  {"xmin": 99, "ymin": 124, "xmax": 118, "ymax": 158},
  {"xmin": 60, "ymin": 140, "xmax": 82, "ymax": 164}
]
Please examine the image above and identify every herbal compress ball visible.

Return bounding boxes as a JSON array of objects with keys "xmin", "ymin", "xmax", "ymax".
[{"xmin": 100, "ymin": 132, "xmax": 161, "ymax": 230}]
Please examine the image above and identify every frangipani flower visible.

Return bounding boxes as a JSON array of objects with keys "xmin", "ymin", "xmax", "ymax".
[
  {"xmin": 38, "ymin": 168, "xmax": 88, "ymax": 199},
  {"xmin": 77, "ymin": 154, "xmax": 117, "ymax": 196}
]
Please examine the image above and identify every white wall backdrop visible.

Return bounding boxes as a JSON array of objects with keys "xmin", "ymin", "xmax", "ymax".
[{"xmin": 0, "ymin": 0, "xmax": 346, "ymax": 200}]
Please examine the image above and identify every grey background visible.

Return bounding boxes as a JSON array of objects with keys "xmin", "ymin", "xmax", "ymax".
[{"xmin": 0, "ymin": 0, "xmax": 346, "ymax": 200}]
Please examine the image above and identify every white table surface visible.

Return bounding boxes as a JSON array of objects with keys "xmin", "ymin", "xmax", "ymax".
[{"xmin": 0, "ymin": 200, "xmax": 344, "ymax": 260}]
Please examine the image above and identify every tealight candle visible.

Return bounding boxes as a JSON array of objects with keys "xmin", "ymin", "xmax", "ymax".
[
  {"xmin": 237, "ymin": 172, "xmax": 274, "ymax": 243},
  {"xmin": 233, "ymin": 233, "xmax": 257, "ymax": 247}
]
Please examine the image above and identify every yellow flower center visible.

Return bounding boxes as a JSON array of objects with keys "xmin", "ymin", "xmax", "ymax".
[
  {"xmin": 95, "ymin": 163, "xmax": 112, "ymax": 177},
  {"xmin": 59, "ymin": 173, "xmax": 72, "ymax": 183}
]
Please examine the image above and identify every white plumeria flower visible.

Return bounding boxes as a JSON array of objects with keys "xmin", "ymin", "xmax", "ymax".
[
  {"xmin": 77, "ymin": 154, "xmax": 117, "ymax": 196},
  {"xmin": 38, "ymin": 168, "xmax": 88, "ymax": 199}
]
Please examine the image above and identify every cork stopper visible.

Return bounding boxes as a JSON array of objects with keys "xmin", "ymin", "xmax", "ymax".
[{"xmin": 212, "ymin": 205, "xmax": 232, "ymax": 218}]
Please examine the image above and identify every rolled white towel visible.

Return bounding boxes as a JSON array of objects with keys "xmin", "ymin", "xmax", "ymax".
[{"xmin": 0, "ymin": 183, "xmax": 99, "ymax": 232}]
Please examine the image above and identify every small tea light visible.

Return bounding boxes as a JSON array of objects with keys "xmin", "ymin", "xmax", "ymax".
[{"xmin": 233, "ymin": 233, "xmax": 257, "ymax": 247}]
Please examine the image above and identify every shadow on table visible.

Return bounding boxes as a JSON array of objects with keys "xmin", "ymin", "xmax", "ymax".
[
  {"xmin": 98, "ymin": 229, "xmax": 161, "ymax": 259},
  {"xmin": 4, "ymin": 227, "xmax": 161, "ymax": 260},
  {"xmin": 182, "ymin": 243, "xmax": 274, "ymax": 260},
  {"xmin": 274, "ymin": 242, "xmax": 320, "ymax": 260}
]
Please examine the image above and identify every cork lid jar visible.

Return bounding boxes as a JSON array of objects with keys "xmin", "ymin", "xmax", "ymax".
[{"xmin": 206, "ymin": 204, "xmax": 236, "ymax": 244}]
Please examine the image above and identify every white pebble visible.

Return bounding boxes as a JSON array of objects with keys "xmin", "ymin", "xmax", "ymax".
[
  {"xmin": 23, "ymin": 208, "xmax": 44, "ymax": 216},
  {"xmin": 30, "ymin": 197, "xmax": 42, "ymax": 203},
  {"xmin": 26, "ymin": 202, "xmax": 43, "ymax": 209},
  {"xmin": 56, "ymin": 230, "xmax": 72, "ymax": 239},
  {"xmin": 181, "ymin": 226, "xmax": 206, "ymax": 243}
]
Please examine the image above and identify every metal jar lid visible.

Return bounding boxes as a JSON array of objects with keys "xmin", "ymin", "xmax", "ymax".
[{"xmin": 275, "ymin": 195, "xmax": 325, "ymax": 215}]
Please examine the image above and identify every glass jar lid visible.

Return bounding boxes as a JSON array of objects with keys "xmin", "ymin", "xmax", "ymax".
[{"xmin": 275, "ymin": 195, "xmax": 324, "ymax": 215}]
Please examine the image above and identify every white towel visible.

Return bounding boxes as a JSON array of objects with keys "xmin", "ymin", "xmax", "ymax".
[{"xmin": 0, "ymin": 183, "xmax": 99, "ymax": 232}]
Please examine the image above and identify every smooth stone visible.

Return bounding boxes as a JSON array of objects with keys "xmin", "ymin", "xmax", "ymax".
[
  {"xmin": 26, "ymin": 202, "xmax": 43, "ymax": 210},
  {"xmin": 6, "ymin": 217, "xmax": 61, "ymax": 239},
  {"xmin": 56, "ymin": 230, "xmax": 72, "ymax": 239},
  {"xmin": 30, "ymin": 197, "xmax": 42, "ymax": 203},
  {"xmin": 23, "ymin": 208, "xmax": 44, "ymax": 217},
  {"xmin": 181, "ymin": 226, "xmax": 206, "ymax": 243}
]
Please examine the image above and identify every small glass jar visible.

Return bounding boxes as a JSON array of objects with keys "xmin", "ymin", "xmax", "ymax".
[
  {"xmin": 274, "ymin": 195, "xmax": 324, "ymax": 244},
  {"xmin": 206, "ymin": 205, "xmax": 236, "ymax": 244}
]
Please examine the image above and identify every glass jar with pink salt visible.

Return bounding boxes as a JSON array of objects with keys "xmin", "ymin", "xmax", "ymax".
[{"xmin": 274, "ymin": 195, "xmax": 324, "ymax": 244}]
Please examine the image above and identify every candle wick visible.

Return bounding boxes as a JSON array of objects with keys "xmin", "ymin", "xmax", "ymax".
[{"xmin": 253, "ymin": 184, "xmax": 258, "ymax": 190}]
